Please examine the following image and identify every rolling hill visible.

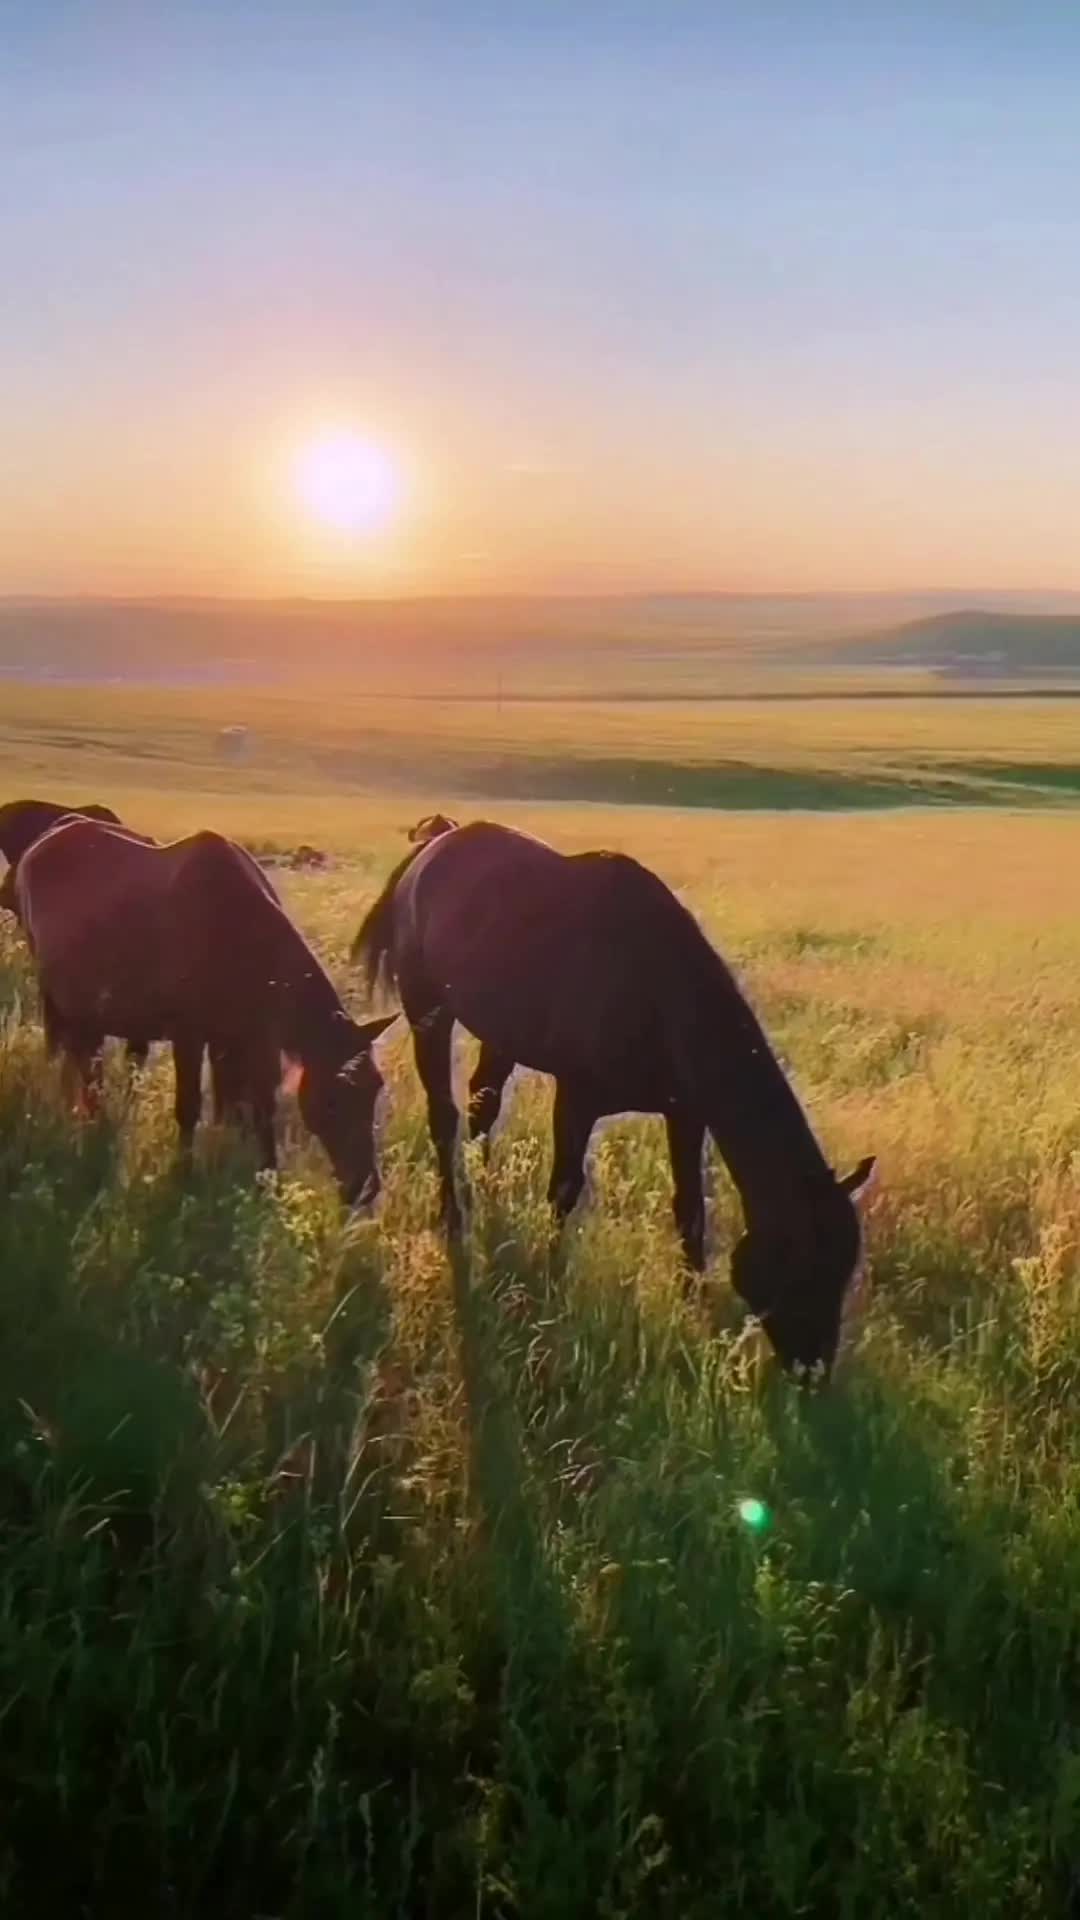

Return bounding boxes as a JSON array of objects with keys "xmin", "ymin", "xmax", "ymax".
[
  {"xmin": 4, "ymin": 594, "xmax": 1080, "ymax": 695},
  {"xmin": 819, "ymin": 608, "xmax": 1080, "ymax": 679}
]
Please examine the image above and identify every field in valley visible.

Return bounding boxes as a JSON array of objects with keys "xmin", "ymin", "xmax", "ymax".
[
  {"xmin": 3, "ymin": 686, "xmax": 1080, "ymax": 1912},
  {"xmin": 8, "ymin": 675, "xmax": 1080, "ymax": 820}
]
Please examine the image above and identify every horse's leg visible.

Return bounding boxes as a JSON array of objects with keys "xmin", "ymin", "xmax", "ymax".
[
  {"xmin": 208, "ymin": 1041, "xmax": 243, "ymax": 1127},
  {"xmin": 208, "ymin": 1040, "xmax": 277, "ymax": 1171},
  {"xmin": 41, "ymin": 997, "xmax": 102, "ymax": 1117},
  {"xmin": 43, "ymin": 995, "xmax": 80, "ymax": 1109},
  {"xmin": 172, "ymin": 1032, "xmax": 204, "ymax": 1158},
  {"xmin": 666, "ymin": 1109, "xmax": 707, "ymax": 1276},
  {"xmin": 65, "ymin": 1029, "xmax": 105, "ymax": 1118},
  {"xmin": 410, "ymin": 1005, "xmax": 463, "ymax": 1237},
  {"xmin": 548, "ymin": 1080, "xmax": 599, "ymax": 1225},
  {"xmin": 467, "ymin": 1043, "xmax": 515, "ymax": 1158},
  {"xmin": 253, "ymin": 1099, "xmax": 277, "ymax": 1173},
  {"xmin": 41, "ymin": 992, "xmax": 63, "ymax": 1062},
  {"xmin": 246, "ymin": 1041, "xmax": 279, "ymax": 1173}
]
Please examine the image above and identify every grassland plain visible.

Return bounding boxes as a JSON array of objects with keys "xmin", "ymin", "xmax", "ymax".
[
  {"xmin": 8, "ymin": 677, "xmax": 1080, "ymax": 815},
  {"xmin": 5, "ymin": 715, "xmax": 1080, "ymax": 1911}
]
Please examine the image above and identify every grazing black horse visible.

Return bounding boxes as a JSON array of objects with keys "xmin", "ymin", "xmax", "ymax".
[{"xmin": 351, "ymin": 820, "xmax": 875, "ymax": 1376}]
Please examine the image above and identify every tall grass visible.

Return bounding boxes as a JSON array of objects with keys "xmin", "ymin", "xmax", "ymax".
[{"xmin": 2, "ymin": 817, "xmax": 1080, "ymax": 1915}]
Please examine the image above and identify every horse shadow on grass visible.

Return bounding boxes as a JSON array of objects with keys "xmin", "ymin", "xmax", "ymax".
[
  {"xmin": 590, "ymin": 1346, "xmax": 1079, "ymax": 1907},
  {"xmin": 459, "ymin": 1148, "xmax": 1080, "ymax": 1909},
  {"xmin": 442, "ymin": 1216, "xmax": 674, "ymax": 1918},
  {"xmin": 0, "ymin": 1104, "xmax": 397, "ymax": 1546}
]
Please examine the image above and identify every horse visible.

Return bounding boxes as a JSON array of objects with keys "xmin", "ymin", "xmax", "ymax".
[
  {"xmin": 15, "ymin": 818, "xmax": 395, "ymax": 1202},
  {"xmin": 0, "ymin": 799, "xmax": 162, "ymax": 1078},
  {"xmin": 0, "ymin": 805, "xmax": 279, "ymax": 1123},
  {"xmin": 0, "ymin": 797, "xmax": 122, "ymax": 869},
  {"xmin": 351, "ymin": 820, "xmax": 875, "ymax": 1375},
  {"xmin": 0, "ymin": 797, "xmax": 148, "ymax": 1052}
]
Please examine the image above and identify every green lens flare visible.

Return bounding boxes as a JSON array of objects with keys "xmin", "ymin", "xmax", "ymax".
[{"xmin": 737, "ymin": 1497, "xmax": 771, "ymax": 1533}]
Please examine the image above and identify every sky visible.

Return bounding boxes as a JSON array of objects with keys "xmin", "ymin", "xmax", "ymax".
[{"xmin": 3, "ymin": 1, "xmax": 1080, "ymax": 598}]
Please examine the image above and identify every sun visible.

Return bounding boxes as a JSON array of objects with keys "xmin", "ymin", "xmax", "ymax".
[{"xmin": 292, "ymin": 431, "xmax": 402, "ymax": 535}]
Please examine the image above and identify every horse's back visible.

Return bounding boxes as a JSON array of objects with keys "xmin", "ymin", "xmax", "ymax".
[
  {"xmin": 401, "ymin": 821, "xmax": 571, "ymax": 963},
  {"xmin": 0, "ymin": 797, "xmax": 121, "ymax": 867},
  {"xmin": 407, "ymin": 820, "xmax": 564, "ymax": 890},
  {"xmin": 18, "ymin": 822, "xmax": 283, "ymax": 1040},
  {"xmin": 406, "ymin": 823, "xmax": 686, "ymax": 953},
  {"xmin": 398, "ymin": 822, "xmax": 693, "ymax": 1090}
]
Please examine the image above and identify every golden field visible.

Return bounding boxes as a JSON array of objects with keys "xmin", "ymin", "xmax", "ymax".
[{"xmin": 5, "ymin": 677, "xmax": 1080, "ymax": 818}]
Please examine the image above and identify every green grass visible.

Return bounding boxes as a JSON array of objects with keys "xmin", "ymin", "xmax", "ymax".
[{"xmin": 4, "ymin": 782, "xmax": 1080, "ymax": 1913}]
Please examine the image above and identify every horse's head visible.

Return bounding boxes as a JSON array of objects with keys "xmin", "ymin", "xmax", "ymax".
[
  {"xmin": 407, "ymin": 812, "xmax": 459, "ymax": 845},
  {"xmin": 730, "ymin": 1156, "xmax": 877, "ymax": 1378},
  {"xmin": 296, "ymin": 1013, "xmax": 397, "ymax": 1205}
]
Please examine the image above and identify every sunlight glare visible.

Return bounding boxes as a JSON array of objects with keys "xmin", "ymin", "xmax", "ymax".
[
  {"xmin": 737, "ymin": 1497, "xmax": 771, "ymax": 1534},
  {"xmin": 293, "ymin": 432, "xmax": 402, "ymax": 535}
]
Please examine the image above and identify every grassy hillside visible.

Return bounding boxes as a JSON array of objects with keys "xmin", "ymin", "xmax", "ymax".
[
  {"xmin": 2, "ymin": 796, "xmax": 1080, "ymax": 1911},
  {"xmin": 821, "ymin": 608, "xmax": 1080, "ymax": 679}
]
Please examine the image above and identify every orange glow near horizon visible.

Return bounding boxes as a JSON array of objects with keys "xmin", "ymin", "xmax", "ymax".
[
  {"xmin": 6, "ymin": 403, "xmax": 1080, "ymax": 602},
  {"xmin": 7, "ymin": 9, "xmax": 1080, "ymax": 601}
]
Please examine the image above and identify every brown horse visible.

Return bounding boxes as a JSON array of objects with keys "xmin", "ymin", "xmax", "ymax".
[
  {"xmin": 0, "ymin": 803, "xmax": 278, "ymax": 1120},
  {"xmin": 0, "ymin": 797, "xmax": 151, "ymax": 1066},
  {"xmin": 352, "ymin": 820, "xmax": 875, "ymax": 1374},
  {"xmin": 16, "ymin": 818, "xmax": 394, "ymax": 1201},
  {"xmin": 0, "ymin": 797, "xmax": 122, "ymax": 868}
]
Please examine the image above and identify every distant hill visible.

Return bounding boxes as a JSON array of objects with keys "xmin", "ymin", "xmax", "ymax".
[
  {"xmin": 4, "ymin": 592, "xmax": 1080, "ymax": 695},
  {"xmin": 822, "ymin": 609, "xmax": 1080, "ymax": 679},
  {"xmin": 0, "ymin": 591, "xmax": 935, "ymax": 694}
]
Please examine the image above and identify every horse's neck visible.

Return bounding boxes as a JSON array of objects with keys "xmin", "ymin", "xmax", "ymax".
[
  {"xmin": 272, "ymin": 936, "xmax": 343, "ymax": 1064},
  {"xmin": 682, "ymin": 961, "xmax": 832, "ymax": 1227}
]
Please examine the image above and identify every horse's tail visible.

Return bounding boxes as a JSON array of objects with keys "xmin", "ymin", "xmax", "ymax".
[{"xmin": 350, "ymin": 845, "xmax": 426, "ymax": 1001}]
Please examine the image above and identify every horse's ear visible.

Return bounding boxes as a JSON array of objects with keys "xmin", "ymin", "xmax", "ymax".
[
  {"xmin": 838, "ymin": 1156, "xmax": 877, "ymax": 1204},
  {"xmin": 354, "ymin": 1014, "xmax": 397, "ymax": 1051}
]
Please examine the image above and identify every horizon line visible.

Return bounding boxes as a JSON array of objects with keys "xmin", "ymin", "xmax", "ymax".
[{"xmin": 4, "ymin": 585, "xmax": 1080, "ymax": 611}]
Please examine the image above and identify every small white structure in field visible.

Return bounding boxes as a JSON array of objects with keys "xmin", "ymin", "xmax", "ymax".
[{"xmin": 218, "ymin": 725, "xmax": 251, "ymax": 762}]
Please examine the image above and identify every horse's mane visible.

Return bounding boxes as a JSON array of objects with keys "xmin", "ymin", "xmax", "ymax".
[
  {"xmin": 352, "ymin": 815, "xmax": 462, "ymax": 1001},
  {"xmin": 350, "ymin": 844, "xmax": 426, "ymax": 1002}
]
